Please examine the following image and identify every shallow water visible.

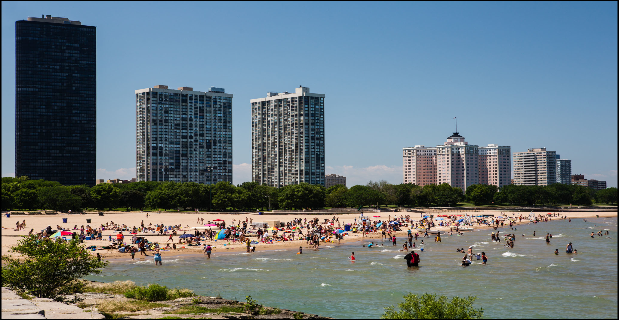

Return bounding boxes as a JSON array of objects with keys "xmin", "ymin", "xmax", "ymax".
[{"xmin": 86, "ymin": 217, "xmax": 618, "ymax": 319}]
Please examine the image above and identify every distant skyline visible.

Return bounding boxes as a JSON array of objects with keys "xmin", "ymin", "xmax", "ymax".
[{"xmin": 2, "ymin": 1, "xmax": 617, "ymax": 187}]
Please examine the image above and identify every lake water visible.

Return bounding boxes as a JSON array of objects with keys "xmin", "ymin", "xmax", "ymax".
[{"xmin": 86, "ymin": 217, "xmax": 617, "ymax": 319}]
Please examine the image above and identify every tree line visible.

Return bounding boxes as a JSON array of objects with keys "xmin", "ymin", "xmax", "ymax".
[{"xmin": 1, "ymin": 176, "xmax": 616, "ymax": 212}]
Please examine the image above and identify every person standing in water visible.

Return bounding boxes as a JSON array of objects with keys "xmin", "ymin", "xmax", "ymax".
[
  {"xmin": 350, "ymin": 252, "xmax": 356, "ymax": 262},
  {"xmin": 204, "ymin": 244, "xmax": 212, "ymax": 258},
  {"xmin": 546, "ymin": 233, "xmax": 550, "ymax": 244},
  {"xmin": 481, "ymin": 252, "xmax": 487, "ymax": 265}
]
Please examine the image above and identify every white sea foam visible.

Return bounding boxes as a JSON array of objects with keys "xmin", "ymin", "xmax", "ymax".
[
  {"xmin": 571, "ymin": 258, "xmax": 580, "ymax": 262},
  {"xmin": 321, "ymin": 283, "xmax": 331, "ymax": 287},
  {"xmin": 255, "ymin": 257, "xmax": 270, "ymax": 261},
  {"xmin": 381, "ymin": 249, "xmax": 393, "ymax": 252},
  {"xmin": 371, "ymin": 262, "xmax": 384, "ymax": 266},
  {"xmin": 345, "ymin": 269, "xmax": 354, "ymax": 272},
  {"xmin": 547, "ymin": 263, "xmax": 558, "ymax": 268},
  {"xmin": 219, "ymin": 267, "xmax": 267, "ymax": 272},
  {"xmin": 552, "ymin": 234, "xmax": 564, "ymax": 238},
  {"xmin": 393, "ymin": 255, "xmax": 405, "ymax": 259},
  {"xmin": 502, "ymin": 252, "xmax": 526, "ymax": 257},
  {"xmin": 526, "ymin": 237, "xmax": 545, "ymax": 240}
]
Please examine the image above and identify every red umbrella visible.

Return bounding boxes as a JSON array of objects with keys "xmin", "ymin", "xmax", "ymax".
[
  {"xmin": 213, "ymin": 219, "xmax": 224, "ymax": 221},
  {"xmin": 373, "ymin": 216, "xmax": 381, "ymax": 217}
]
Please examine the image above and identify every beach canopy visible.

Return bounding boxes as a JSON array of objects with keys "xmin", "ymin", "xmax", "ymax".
[
  {"xmin": 179, "ymin": 234, "xmax": 194, "ymax": 238},
  {"xmin": 423, "ymin": 215, "xmax": 429, "ymax": 218},
  {"xmin": 334, "ymin": 229, "xmax": 344, "ymax": 234},
  {"xmin": 50, "ymin": 230, "xmax": 73, "ymax": 238},
  {"xmin": 435, "ymin": 217, "xmax": 444, "ymax": 220}
]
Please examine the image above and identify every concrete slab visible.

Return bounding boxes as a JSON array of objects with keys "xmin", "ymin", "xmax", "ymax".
[{"xmin": 1, "ymin": 312, "xmax": 46, "ymax": 319}]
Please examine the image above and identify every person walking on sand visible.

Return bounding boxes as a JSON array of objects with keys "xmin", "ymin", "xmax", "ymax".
[{"xmin": 167, "ymin": 234, "xmax": 173, "ymax": 242}]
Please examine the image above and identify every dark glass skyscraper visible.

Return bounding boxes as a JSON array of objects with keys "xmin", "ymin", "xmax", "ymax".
[{"xmin": 15, "ymin": 15, "xmax": 96, "ymax": 186}]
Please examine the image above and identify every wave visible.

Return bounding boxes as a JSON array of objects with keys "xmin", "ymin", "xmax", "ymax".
[
  {"xmin": 370, "ymin": 262, "xmax": 384, "ymax": 266},
  {"xmin": 552, "ymin": 234, "xmax": 564, "ymax": 238},
  {"xmin": 219, "ymin": 268, "xmax": 269, "ymax": 272},
  {"xmin": 547, "ymin": 263, "xmax": 558, "ymax": 268},
  {"xmin": 381, "ymin": 249, "xmax": 393, "ymax": 252},
  {"xmin": 393, "ymin": 255, "xmax": 405, "ymax": 259},
  {"xmin": 525, "ymin": 237, "xmax": 545, "ymax": 240},
  {"xmin": 571, "ymin": 258, "xmax": 580, "ymax": 262},
  {"xmin": 345, "ymin": 269, "xmax": 354, "ymax": 272},
  {"xmin": 502, "ymin": 252, "xmax": 526, "ymax": 257},
  {"xmin": 321, "ymin": 283, "xmax": 331, "ymax": 287}
]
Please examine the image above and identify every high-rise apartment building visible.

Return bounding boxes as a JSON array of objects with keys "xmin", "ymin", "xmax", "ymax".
[
  {"xmin": 15, "ymin": 15, "xmax": 96, "ymax": 186},
  {"xmin": 135, "ymin": 85, "xmax": 232, "ymax": 184},
  {"xmin": 513, "ymin": 148, "xmax": 557, "ymax": 186},
  {"xmin": 555, "ymin": 155, "xmax": 572, "ymax": 185},
  {"xmin": 478, "ymin": 144, "xmax": 511, "ymax": 188},
  {"xmin": 403, "ymin": 146, "xmax": 437, "ymax": 186},
  {"xmin": 436, "ymin": 133, "xmax": 479, "ymax": 190},
  {"xmin": 251, "ymin": 86, "xmax": 325, "ymax": 187},
  {"xmin": 325, "ymin": 174, "xmax": 346, "ymax": 189},
  {"xmin": 403, "ymin": 133, "xmax": 510, "ymax": 190}
]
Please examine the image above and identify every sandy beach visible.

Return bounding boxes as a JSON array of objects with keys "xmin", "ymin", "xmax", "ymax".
[{"xmin": 2, "ymin": 209, "xmax": 616, "ymax": 262}]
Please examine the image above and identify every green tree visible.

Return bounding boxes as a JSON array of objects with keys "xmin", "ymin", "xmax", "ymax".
[
  {"xmin": 144, "ymin": 188, "xmax": 176, "ymax": 211},
  {"xmin": 212, "ymin": 181, "xmax": 236, "ymax": 211},
  {"xmin": 346, "ymin": 185, "xmax": 385, "ymax": 208},
  {"xmin": 90, "ymin": 183, "xmax": 121, "ymax": 210},
  {"xmin": 434, "ymin": 183, "xmax": 463, "ymax": 207},
  {"xmin": 1, "ymin": 182, "xmax": 15, "ymax": 210},
  {"xmin": 466, "ymin": 184, "xmax": 498, "ymax": 206},
  {"xmin": 38, "ymin": 186, "xmax": 83, "ymax": 212},
  {"xmin": 395, "ymin": 183, "xmax": 414, "ymax": 207},
  {"xmin": 1, "ymin": 235, "xmax": 107, "ymax": 298},
  {"xmin": 326, "ymin": 184, "xmax": 348, "ymax": 208},
  {"xmin": 278, "ymin": 183, "xmax": 326, "ymax": 210},
  {"xmin": 571, "ymin": 186, "xmax": 593, "ymax": 206},
  {"xmin": 119, "ymin": 189, "xmax": 145, "ymax": 210},
  {"xmin": 382, "ymin": 293, "xmax": 483, "ymax": 319},
  {"xmin": 595, "ymin": 187, "xmax": 618, "ymax": 204},
  {"xmin": 70, "ymin": 185, "xmax": 93, "ymax": 209},
  {"xmin": 13, "ymin": 188, "xmax": 39, "ymax": 210}
]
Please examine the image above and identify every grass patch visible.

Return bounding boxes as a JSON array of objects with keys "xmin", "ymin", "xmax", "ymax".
[
  {"xmin": 124, "ymin": 284, "xmax": 194, "ymax": 301},
  {"xmin": 96, "ymin": 299, "xmax": 167, "ymax": 313},
  {"xmin": 165, "ymin": 305, "xmax": 244, "ymax": 315},
  {"xmin": 83, "ymin": 280, "xmax": 137, "ymax": 295},
  {"xmin": 16, "ymin": 291, "xmax": 33, "ymax": 300}
]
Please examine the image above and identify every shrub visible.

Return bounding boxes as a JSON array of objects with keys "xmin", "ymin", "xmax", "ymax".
[
  {"xmin": 1, "ymin": 235, "xmax": 107, "ymax": 298},
  {"xmin": 124, "ymin": 284, "xmax": 194, "ymax": 301},
  {"xmin": 382, "ymin": 293, "xmax": 483, "ymax": 319}
]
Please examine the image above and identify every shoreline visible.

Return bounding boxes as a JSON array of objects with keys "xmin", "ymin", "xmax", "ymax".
[{"xmin": 3, "ymin": 209, "xmax": 616, "ymax": 262}]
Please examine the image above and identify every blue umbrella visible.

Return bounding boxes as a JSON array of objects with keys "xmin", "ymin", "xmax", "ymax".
[
  {"xmin": 435, "ymin": 217, "xmax": 444, "ymax": 220},
  {"xmin": 376, "ymin": 222, "xmax": 382, "ymax": 228},
  {"xmin": 457, "ymin": 219, "xmax": 464, "ymax": 222},
  {"xmin": 217, "ymin": 229, "xmax": 227, "ymax": 240},
  {"xmin": 335, "ymin": 229, "xmax": 344, "ymax": 234}
]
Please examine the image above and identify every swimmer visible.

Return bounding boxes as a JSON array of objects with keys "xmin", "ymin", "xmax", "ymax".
[
  {"xmin": 298, "ymin": 246, "xmax": 302, "ymax": 254},
  {"xmin": 367, "ymin": 242, "xmax": 374, "ymax": 248},
  {"xmin": 554, "ymin": 249, "xmax": 559, "ymax": 255},
  {"xmin": 350, "ymin": 252, "xmax": 356, "ymax": 262}
]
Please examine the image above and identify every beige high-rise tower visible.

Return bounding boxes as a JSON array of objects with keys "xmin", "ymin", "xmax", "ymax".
[{"xmin": 251, "ymin": 86, "xmax": 325, "ymax": 187}]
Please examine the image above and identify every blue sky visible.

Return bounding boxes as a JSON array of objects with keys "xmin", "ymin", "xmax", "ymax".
[{"xmin": 2, "ymin": 1, "xmax": 617, "ymax": 187}]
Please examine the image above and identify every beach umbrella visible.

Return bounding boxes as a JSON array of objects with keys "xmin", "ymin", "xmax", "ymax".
[
  {"xmin": 50, "ymin": 230, "xmax": 72, "ymax": 238},
  {"xmin": 216, "ymin": 229, "xmax": 227, "ymax": 240},
  {"xmin": 335, "ymin": 229, "xmax": 344, "ymax": 234},
  {"xmin": 205, "ymin": 224, "xmax": 217, "ymax": 226},
  {"xmin": 457, "ymin": 219, "xmax": 464, "ymax": 222},
  {"xmin": 373, "ymin": 215, "xmax": 381, "ymax": 217},
  {"xmin": 376, "ymin": 222, "xmax": 382, "ymax": 228},
  {"xmin": 435, "ymin": 217, "xmax": 444, "ymax": 220},
  {"xmin": 179, "ymin": 234, "xmax": 194, "ymax": 239},
  {"xmin": 213, "ymin": 219, "xmax": 224, "ymax": 221}
]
